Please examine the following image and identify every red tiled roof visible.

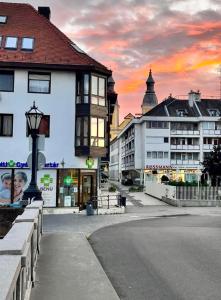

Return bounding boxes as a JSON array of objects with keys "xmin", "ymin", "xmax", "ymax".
[{"xmin": 0, "ymin": 2, "xmax": 110, "ymax": 74}]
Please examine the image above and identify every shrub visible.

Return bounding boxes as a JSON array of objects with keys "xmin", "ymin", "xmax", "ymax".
[{"xmin": 109, "ymin": 186, "xmax": 117, "ymax": 192}]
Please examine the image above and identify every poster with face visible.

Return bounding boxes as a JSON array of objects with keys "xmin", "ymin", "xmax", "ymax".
[
  {"xmin": 0, "ymin": 170, "xmax": 12, "ymax": 204},
  {"xmin": 0, "ymin": 169, "xmax": 31, "ymax": 204},
  {"xmin": 13, "ymin": 170, "xmax": 31, "ymax": 203}
]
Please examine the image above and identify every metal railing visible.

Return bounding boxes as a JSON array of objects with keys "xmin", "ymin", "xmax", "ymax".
[{"xmin": 91, "ymin": 194, "xmax": 126, "ymax": 214}]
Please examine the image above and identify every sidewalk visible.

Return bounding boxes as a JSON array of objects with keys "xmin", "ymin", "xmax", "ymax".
[{"xmin": 31, "ymin": 232, "xmax": 119, "ymax": 300}]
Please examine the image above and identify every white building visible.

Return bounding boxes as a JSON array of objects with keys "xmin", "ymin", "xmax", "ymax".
[
  {"xmin": 0, "ymin": 3, "xmax": 112, "ymax": 208},
  {"xmin": 110, "ymin": 91, "xmax": 221, "ymax": 184}
]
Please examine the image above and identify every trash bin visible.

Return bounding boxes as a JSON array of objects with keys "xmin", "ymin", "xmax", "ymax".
[
  {"xmin": 86, "ymin": 201, "xmax": 94, "ymax": 216},
  {"xmin": 121, "ymin": 196, "xmax": 126, "ymax": 207}
]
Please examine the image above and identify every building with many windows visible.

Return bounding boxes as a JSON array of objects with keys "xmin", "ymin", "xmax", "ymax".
[
  {"xmin": 0, "ymin": 3, "xmax": 112, "ymax": 209},
  {"xmin": 110, "ymin": 90, "xmax": 221, "ymax": 184}
]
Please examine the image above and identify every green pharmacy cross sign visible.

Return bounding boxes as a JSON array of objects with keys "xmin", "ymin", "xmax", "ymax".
[
  {"xmin": 63, "ymin": 176, "xmax": 73, "ymax": 186},
  {"xmin": 86, "ymin": 157, "xmax": 94, "ymax": 169},
  {"xmin": 40, "ymin": 174, "xmax": 53, "ymax": 188}
]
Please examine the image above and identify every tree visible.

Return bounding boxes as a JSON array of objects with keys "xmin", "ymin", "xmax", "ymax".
[{"xmin": 202, "ymin": 145, "xmax": 221, "ymax": 186}]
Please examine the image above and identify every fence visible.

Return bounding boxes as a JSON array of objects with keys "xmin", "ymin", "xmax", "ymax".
[
  {"xmin": 91, "ymin": 194, "xmax": 125, "ymax": 215},
  {"xmin": 146, "ymin": 182, "xmax": 221, "ymax": 207},
  {"xmin": 0, "ymin": 201, "xmax": 43, "ymax": 300}
]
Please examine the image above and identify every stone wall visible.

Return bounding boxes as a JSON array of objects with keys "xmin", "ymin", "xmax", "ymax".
[{"xmin": 0, "ymin": 201, "xmax": 43, "ymax": 300}]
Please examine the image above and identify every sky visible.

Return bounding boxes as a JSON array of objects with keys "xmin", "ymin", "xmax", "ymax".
[{"xmin": 4, "ymin": 0, "xmax": 221, "ymax": 120}]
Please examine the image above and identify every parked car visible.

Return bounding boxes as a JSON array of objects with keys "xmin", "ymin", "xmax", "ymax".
[{"xmin": 121, "ymin": 178, "xmax": 133, "ymax": 186}]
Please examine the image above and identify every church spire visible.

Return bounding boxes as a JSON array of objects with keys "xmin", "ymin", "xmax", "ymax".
[{"xmin": 141, "ymin": 69, "xmax": 158, "ymax": 114}]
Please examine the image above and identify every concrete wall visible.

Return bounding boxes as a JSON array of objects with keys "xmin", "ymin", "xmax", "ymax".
[
  {"xmin": 0, "ymin": 201, "xmax": 43, "ymax": 300},
  {"xmin": 145, "ymin": 182, "xmax": 176, "ymax": 200}
]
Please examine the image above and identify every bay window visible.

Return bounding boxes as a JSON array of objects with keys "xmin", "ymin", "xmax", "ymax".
[
  {"xmin": 91, "ymin": 75, "xmax": 105, "ymax": 106},
  {"xmin": 90, "ymin": 117, "xmax": 105, "ymax": 147},
  {"xmin": 76, "ymin": 117, "xmax": 89, "ymax": 146}
]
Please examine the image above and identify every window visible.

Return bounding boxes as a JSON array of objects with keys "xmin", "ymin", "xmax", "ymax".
[
  {"xmin": 0, "ymin": 16, "xmax": 7, "ymax": 24},
  {"xmin": 76, "ymin": 117, "xmax": 89, "ymax": 146},
  {"xmin": 152, "ymin": 152, "xmax": 157, "ymax": 158},
  {"xmin": 5, "ymin": 37, "xmax": 18, "ymax": 49},
  {"xmin": 208, "ymin": 109, "xmax": 220, "ymax": 117},
  {"xmin": 21, "ymin": 37, "xmax": 34, "ymax": 50},
  {"xmin": 27, "ymin": 115, "xmax": 50, "ymax": 137},
  {"xmin": 158, "ymin": 152, "xmax": 163, "ymax": 158},
  {"xmin": 0, "ymin": 71, "xmax": 14, "ymax": 92},
  {"xmin": 202, "ymin": 122, "xmax": 215, "ymax": 130},
  {"xmin": 0, "ymin": 36, "xmax": 2, "ymax": 47},
  {"xmin": 91, "ymin": 75, "xmax": 106, "ymax": 106},
  {"xmin": 146, "ymin": 121, "xmax": 169, "ymax": 129},
  {"xmin": 164, "ymin": 152, "xmax": 168, "ymax": 159},
  {"xmin": 76, "ymin": 73, "xmax": 89, "ymax": 104},
  {"xmin": 90, "ymin": 117, "xmax": 105, "ymax": 147},
  {"xmin": 164, "ymin": 137, "xmax": 168, "ymax": 143},
  {"xmin": 147, "ymin": 152, "xmax": 151, "ymax": 158},
  {"xmin": 0, "ymin": 114, "xmax": 13, "ymax": 136},
  {"xmin": 28, "ymin": 72, "xmax": 51, "ymax": 93},
  {"xmin": 176, "ymin": 109, "xmax": 187, "ymax": 117}
]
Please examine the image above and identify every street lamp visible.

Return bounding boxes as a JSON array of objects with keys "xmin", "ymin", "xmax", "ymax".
[{"xmin": 22, "ymin": 102, "xmax": 43, "ymax": 201}]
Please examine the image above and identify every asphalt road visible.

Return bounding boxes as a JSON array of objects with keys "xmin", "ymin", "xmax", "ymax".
[{"xmin": 89, "ymin": 216, "xmax": 221, "ymax": 300}]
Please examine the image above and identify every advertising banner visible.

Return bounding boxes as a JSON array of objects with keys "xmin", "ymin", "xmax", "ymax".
[
  {"xmin": 0, "ymin": 169, "xmax": 31, "ymax": 205},
  {"xmin": 0, "ymin": 169, "xmax": 57, "ymax": 207},
  {"xmin": 37, "ymin": 170, "xmax": 57, "ymax": 207}
]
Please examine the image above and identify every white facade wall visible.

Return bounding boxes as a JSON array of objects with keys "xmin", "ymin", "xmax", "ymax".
[
  {"xmin": 112, "ymin": 113, "xmax": 221, "ymax": 182},
  {"xmin": 109, "ymin": 139, "xmax": 119, "ymax": 180},
  {"xmin": 0, "ymin": 69, "xmax": 97, "ymax": 169}
]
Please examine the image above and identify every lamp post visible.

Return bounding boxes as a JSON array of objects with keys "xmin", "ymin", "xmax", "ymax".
[{"xmin": 22, "ymin": 102, "xmax": 43, "ymax": 201}]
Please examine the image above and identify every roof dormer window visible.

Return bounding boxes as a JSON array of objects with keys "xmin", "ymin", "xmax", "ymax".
[
  {"xmin": 0, "ymin": 16, "xmax": 7, "ymax": 24},
  {"xmin": 176, "ymin": 109, "xmax": 188, "ymax": 117},
  {"xmin": 21, "ymin": 37, "xmax": 34, "ymax": 50},
  {"xmin": 5, "ymin": 36, "xmax": 18, "ymax": 49},
  {"xmin": 208, "ymin": 109, "xmax": 220, "ymax": 117}
]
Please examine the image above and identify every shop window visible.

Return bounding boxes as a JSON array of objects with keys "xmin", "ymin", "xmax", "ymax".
[
  {"xmin": 0, "ymin": 70, "xmax": 14, "ymax": 92},
  {"xmin": 76, "ymin": 117, "xmax": 89, "ymax": 146},
  {"xmin": 0, "ymin": 114, "xmax": 13, "ymax": 136},
  {"xmin": 27, "ymin": 115, "xmax": 50, "ymax": 137},
  {"xmin": 28, "ymin": 72, "xmax": 51, "ymax": 93},
  {"xmin": 90, "ymin": 117, "xmax": 105, "ymax": 147},
  {"xmin": 91, "ymin": 75, "xmax": 106, "ymax": 106}
]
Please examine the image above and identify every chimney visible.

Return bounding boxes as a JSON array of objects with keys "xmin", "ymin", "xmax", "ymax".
[
  {"xmin": 188, "ymin": 90, "xmax": 201, "ymax": 107},
  {"xmin": 38, "ymin": 7, "xmax": 51, "ymax": 20}
]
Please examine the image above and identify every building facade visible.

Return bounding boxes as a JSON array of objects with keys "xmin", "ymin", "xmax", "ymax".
[
  {"xmin": 0, "ymin": 3, "xmax": 112, "ymax": 209},
  {"xmin": 110, "ymin": 91, "xmax": 221, "ymax": 184}
]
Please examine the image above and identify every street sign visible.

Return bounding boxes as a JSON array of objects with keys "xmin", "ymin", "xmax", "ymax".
[{"xmin": 27, "ymin": 152, "xmax": 46, "ymax": 170}]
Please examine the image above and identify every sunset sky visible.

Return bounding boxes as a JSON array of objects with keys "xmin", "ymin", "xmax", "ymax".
[{"xmin": 4, "ymin": 0, "xmax": 221, "ymax": 119}]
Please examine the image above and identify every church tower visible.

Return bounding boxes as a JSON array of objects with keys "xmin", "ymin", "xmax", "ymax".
[{"xmin": 141, "ymin": 69, "xmax": 158, "ymax": 114}]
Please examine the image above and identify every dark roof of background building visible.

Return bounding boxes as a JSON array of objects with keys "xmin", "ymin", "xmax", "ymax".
[
  {"xmin": 144, "ymin": 97, "xmax": 221, "ymax": 117},
  {"xmin": 0, "ymin": 2, "xmax": 110, "ymax": 74}
]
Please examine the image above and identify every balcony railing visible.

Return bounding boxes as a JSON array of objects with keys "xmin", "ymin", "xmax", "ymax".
[
  {"xmin": 171, "ymin": 130, "xmax": 200, "ymax": 135},
  {"xmin": 171, "ymin": 159, "xmax": 200, "ymax": 165},
  {"xmin": 203, "ymin": 144, "xmax": 214, "ymax": 150},
  {"xmin": 203, "ymin": 129, "xmax": 221, "ymax": 135},
  {"xmin": 171, "ymin": 145, "xmax": 200, "ymax": 150}
]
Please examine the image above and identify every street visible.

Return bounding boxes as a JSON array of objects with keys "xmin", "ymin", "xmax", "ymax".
[{"xmin": 89, "ymin": 215, "xmax": 221, "ymax": 300}]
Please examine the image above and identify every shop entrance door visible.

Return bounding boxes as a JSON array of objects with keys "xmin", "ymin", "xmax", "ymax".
[{"xmin": 82, "ymin": 175, "xmax": 93, "ymax": 208}]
